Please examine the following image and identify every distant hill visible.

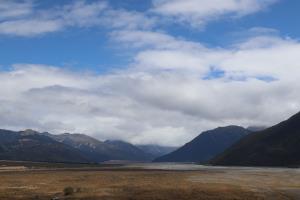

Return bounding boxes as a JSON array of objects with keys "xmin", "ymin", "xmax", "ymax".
[
  {"xmin": 45, "ymin": 133, "xmax": 111, "ymax": 162},
  {"xmin": 0, "ymin": 129, "xmax": 161, "ymax": 163},
  {"xmin": 210, "ymin": 112, "xmax": 300, "ymax": 167},
  {"xmin": 45, "ymin": 133, "xmax": 156, "ymax": 162},
  {"xmin": 104, "ymin": 140, "xmax": 153, "ymax": 161},
  {"xmin": 137, "ymin": 145, "xmax": 178, "ymax": 158},
  {"xmin": 154, "ymin": 126, "xmax": 251, "ymax": 163},
  {"xmin": 0, "ymin": 129, "xmax": 89, "ymax": 163}
]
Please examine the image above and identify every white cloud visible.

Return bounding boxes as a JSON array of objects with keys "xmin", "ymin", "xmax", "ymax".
[
  {"xmin": 0, "ymin": 19, "xmax": 63, "ymax": 36},
  {"xmin": 111, "ymin": 30, "xmax": 204, "ymax": 50},
  {"xmin": 0, "ymin": 0, "xmax": 277, "ymax": 36},
  {"xmin": 1, "ymin": 33, "xmax": 300, "ymax": 146},
  {"xmin": 115, "ymin": 30, "xmax": 299, "ymax": 82},
  {"xmin": 102, "ymin": 10, "xmax": 156, "ymax": 30},
  {"xmin": 0, "ymin": 0, "xmax": 108, "ymax": 36},
  {"xmin": 152, "ymin": 0, "xmax": 277, "ymax": 27},
  {"xmin": 0, "ymin": 0, "xmax": 33, "ymax": 20},
  {"xmin": 0, "ymin": 0, "xmax": 155, "ymax": 36},
  {"xmin": 59, "ymin": 0, "xmax": 108, "ymax": 27}
]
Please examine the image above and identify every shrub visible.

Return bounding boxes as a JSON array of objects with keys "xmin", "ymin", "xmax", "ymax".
[{"xmin": 63, "ymin": 187, "xmax": 74, "ymax": 196}]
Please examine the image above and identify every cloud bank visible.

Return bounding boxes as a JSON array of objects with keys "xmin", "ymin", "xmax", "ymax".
[
  {"xmin": 1, "ymin": 0, "xmax": 299, "ymax": 146},
  {"xmin": 1, "ymin": 32, "xmax": 300, "ymax": 146}
]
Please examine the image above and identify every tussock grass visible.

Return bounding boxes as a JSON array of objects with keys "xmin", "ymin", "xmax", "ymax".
[{"xmin": 0, "ymin": 165, "xmax": 299, "ymax": 200}]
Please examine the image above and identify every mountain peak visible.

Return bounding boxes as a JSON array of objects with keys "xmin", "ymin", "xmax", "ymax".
[
  {"xmin": 20, "ymin": 129, "xmax": 40, "ymax": 135},
  {"xmin": 210, "ymin": 111, "xmax": 300, "ymax": 167},
  {"xmin": 154, "ymin": 125, "xmax": 251, "ymax": 163}
]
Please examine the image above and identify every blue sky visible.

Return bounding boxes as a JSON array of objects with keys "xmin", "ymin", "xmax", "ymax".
[
  {"xmin": 1, "ymin": 0, "xmax": 299, "ymax": 72},
  {"xmin": 0, "ymin": 0, "xmax": 300, "ymax": 146}
]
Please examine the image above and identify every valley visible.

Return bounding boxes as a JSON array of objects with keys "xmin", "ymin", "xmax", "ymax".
[
  {"xmin": 1, "ymin": 0, "xmax": 299, "ymax": 199},
  {"xmin": 0, "ymin": 162, "xmax": 300, "ymax": 200}
]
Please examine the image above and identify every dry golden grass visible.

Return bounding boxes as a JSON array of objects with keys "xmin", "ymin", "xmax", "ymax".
[{"xmin": 0, "ymin": 165, "xmax": 299, "ymax": 200}]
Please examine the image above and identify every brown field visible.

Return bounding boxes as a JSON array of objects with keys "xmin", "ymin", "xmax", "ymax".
[{"xmin": 0, "ymin": 162, "xmax": 300, "ymax": 200}]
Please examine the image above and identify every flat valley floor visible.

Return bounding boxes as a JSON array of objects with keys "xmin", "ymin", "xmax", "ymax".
[{"xmin": 0, "ymin": 162, "xmax": 300, "ymax": 200}]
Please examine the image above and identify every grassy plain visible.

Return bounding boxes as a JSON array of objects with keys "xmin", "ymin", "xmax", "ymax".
[{"xmin": 0, "ymin": 161, "xmax": 300, "ymax": 200}]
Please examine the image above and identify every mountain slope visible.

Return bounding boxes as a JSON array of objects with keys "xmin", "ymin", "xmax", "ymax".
[
  {"xmin": 247, "ymin": 126, "xmax": 267, "ymax": 132},
  {"xmin": 210, "ymin": 112, "xmax": 300, "ymax": 167},
  {"xmin": 47, "ymin": 133, "xmax": 153, "ymax": 161},
  {"xmin": 104, "ymin": 140, "xmax": 153, "ymax": 161},
  {"xmin": 154, "ymin": 126, "xmax": 251, "ymax": 163},
  {"xmin": 0, "ymin": 129, "xmax": 90, "ymax": 163},
  {"xmin": 46, "ymin": 133, "xmax": 111, "ymax": 162}
]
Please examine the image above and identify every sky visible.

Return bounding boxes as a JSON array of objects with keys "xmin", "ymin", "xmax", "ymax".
[{"xmin": 1, "ymin": 0, "xmax": 300, "ymax": 146}]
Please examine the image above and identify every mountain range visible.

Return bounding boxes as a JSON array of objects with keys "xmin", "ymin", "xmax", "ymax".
[
  {"xmin": 46, "ymin": 133, "xmax": 154, "ymax": 162},
  {"xmin": 154, "ymin": 126, "xmax": 251, "ymax": 163},
  {"xmin": 0, "ymin": 129, "xmax": 89, "ymax": 163},
  {"xmin": 1, "ymin": 111, "xmax": 300, "ymax": 167},
  {"xmin": 0, "ymin": 129, "xmax": 174, "ymax": 163},
  {"xmin": 210, "ymin": 112, "xmax": 300, "ymax": 167}
]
